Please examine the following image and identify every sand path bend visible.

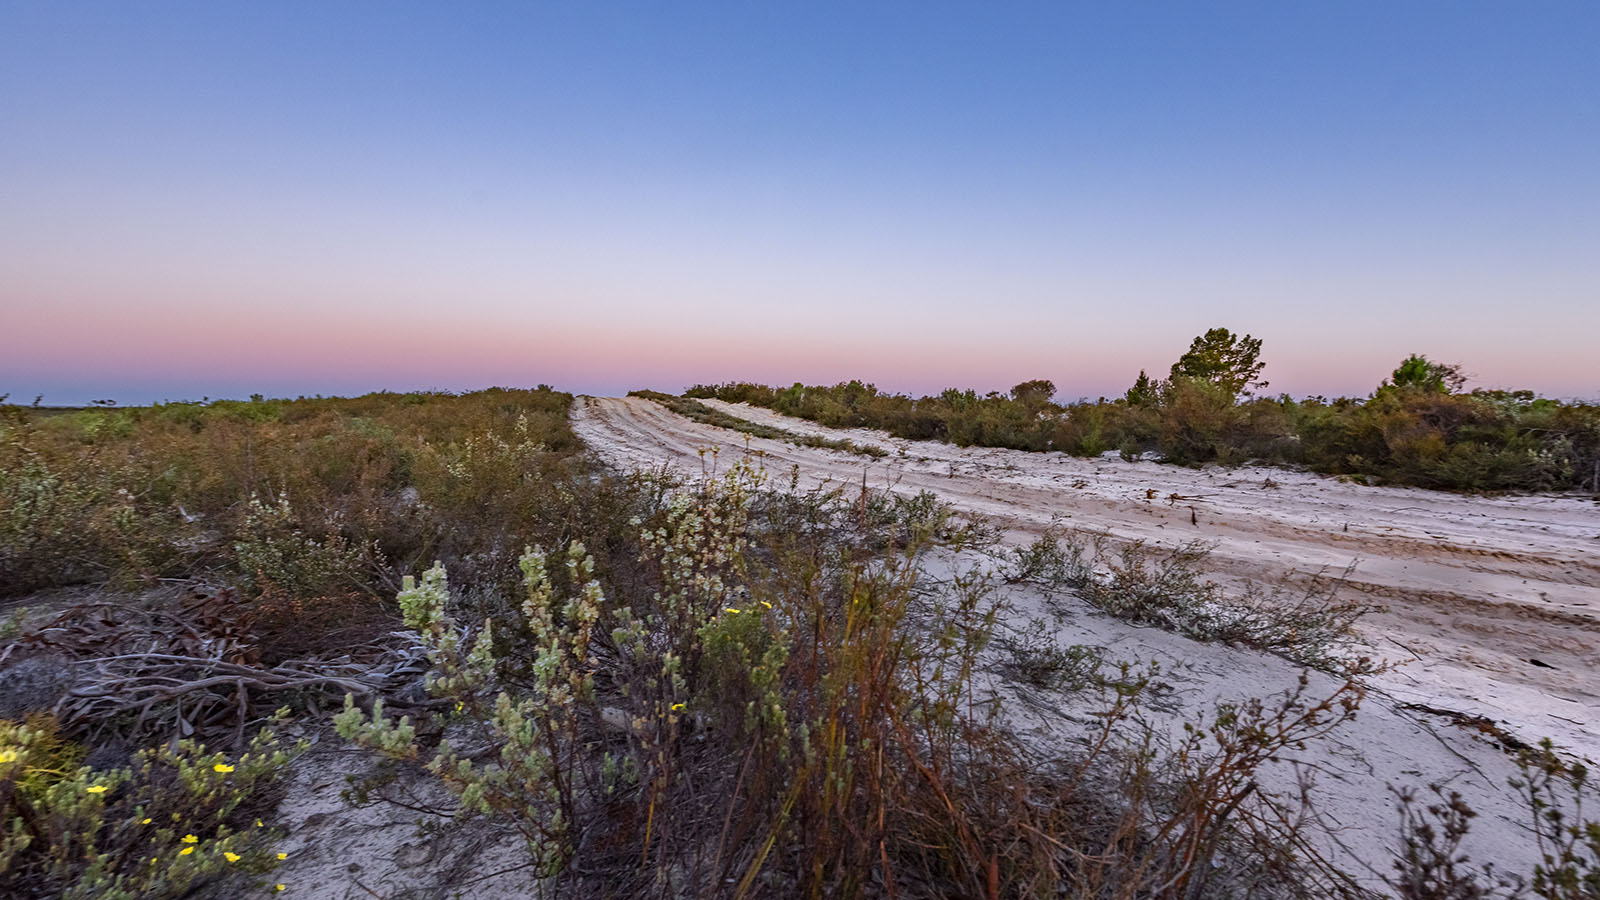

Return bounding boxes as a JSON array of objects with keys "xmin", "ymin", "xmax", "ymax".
[{"xmin": 571, "ymin": 395, "xmax": 1600, "ymax": 756}]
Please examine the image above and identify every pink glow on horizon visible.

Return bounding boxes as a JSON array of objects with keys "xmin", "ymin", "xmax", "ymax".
[
  {"xmin": 7, "ymin": 300, "xmax": 1596, "ymax": 405},
  {"xmin": 5, "ymin": 264, "xmax": 1597, "ymax": 403}
]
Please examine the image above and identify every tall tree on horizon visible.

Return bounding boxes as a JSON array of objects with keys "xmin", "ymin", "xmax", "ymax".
[{"xmin": 1169, "ymin": 328, "xmax": 1268, "ymax": 399}]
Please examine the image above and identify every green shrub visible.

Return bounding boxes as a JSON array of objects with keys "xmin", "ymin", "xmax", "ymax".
[{"xmin": 0, "ymin": 713, "xmax": 302, "ymax": 900}]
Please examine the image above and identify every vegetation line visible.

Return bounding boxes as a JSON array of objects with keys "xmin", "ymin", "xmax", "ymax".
[
  {"xmin": 684, "ymin": 327, "xmax": 1600, "ymax": 494},
  {"xmin": 627, "ymin": 389, "xmax": 888, "ymax": 458}
]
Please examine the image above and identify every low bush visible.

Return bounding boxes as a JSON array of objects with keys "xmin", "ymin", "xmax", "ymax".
[
  {"xmin": 0, "ymin": 713, "xmax": 302, "ymax": 900},
  {"xmin": 1003, "ymin": 531, "xmax": 1374, "ymax": 674},
  {"xmin": 1389, "ymin": 739, "xmax": 1600, "ymax": 898}
]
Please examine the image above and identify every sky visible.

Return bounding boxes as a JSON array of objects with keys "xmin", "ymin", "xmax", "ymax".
[{"xmin": 3, "ymin": 2, "xmax": 1597, "ymax": 405}]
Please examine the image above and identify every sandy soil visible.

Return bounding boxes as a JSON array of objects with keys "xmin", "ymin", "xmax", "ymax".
[
  {"xmin": 267, "ymin": 734, "xmax": 542, "ymax": 900},
  {"xmin": 572, "ymin": 396, "xmax": 1600, "ymax": 759}
]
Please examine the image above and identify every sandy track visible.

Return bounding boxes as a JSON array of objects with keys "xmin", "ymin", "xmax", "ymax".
[{"xmin": 572, "ymin": 395, "xmax": 1600, "ymax": 756}]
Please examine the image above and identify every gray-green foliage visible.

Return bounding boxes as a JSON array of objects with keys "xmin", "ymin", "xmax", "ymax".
[
  {"xmin": 0, "ymin": 445, "xmax": 179, "ymax": 593},
  {"xmin": 234, "ymin": 493, "xmax": 370, "ymax": 599},
  {"xmin": 1004, "ymin": 532, "xmax": 1371, "ymax": 673},
  {"xmin": 337, "ymin": 542, "xmax": 604, "ymax": 874}
]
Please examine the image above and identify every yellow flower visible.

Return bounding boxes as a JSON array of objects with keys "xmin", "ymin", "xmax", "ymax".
[
  {"xmin": 213, "ymin": 763, "xmax": 235, "ymax": 773},
  {"xmin": 277, "ymin": 852, "xmax": 288, "ymax": 860},
  {"xmin": 255, "ymin": 819, "xmax": 264, "ymax": 828},
  {"xmin": 182, "ymin": 834, "xmax": 199, "ymax": 844},
  {"xmin": 141, "ymin": 818, "xmax": 152, "ymax": 825},
  {"xmin": 150, "ymin": 857, "xmax": 158, "ymax": 865},
  {"xmin": 179, "ymin": 846, "xmax": 195, "ymax": 856},
  {"xmin": 276, "ymin": 885, "xmax": 287, "ymax": 892},
  {"xmin": 670, "ymin": 702, "xmax": 685, "ymax": 711},
  {"xmin": 224, "ymin": 851, "xmax": 241, "ymax": 863},
  {"xmin": 724, "ymin": 607, "xmax": 741, "ymax": 614},
  {"xmin": 0, "ymin": 750, "xmax": 17, "ymax": 764},
  {"xmin": 760, "ymin": 600, "xmax": 773, "ymax": 609},
  {"xmin": 86, "ymin": 785, "xmax": 109, "ymax": 794}
]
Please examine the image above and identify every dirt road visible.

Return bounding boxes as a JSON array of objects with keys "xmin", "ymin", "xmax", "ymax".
[{"xmin": 572, "ymin": 395, "xmax": 1600, "ymax": 756}]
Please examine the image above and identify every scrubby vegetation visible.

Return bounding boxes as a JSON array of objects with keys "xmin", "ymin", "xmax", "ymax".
[
  {"xmin": 0, "ymin": 387, "xmax": 580, "ymax": 599},
  {"xmin": 1002, "ymin": 531, "xmax": 1373, "ymax": 675},
  {"xmin": 2, "ymin": 385, "xmax": 1595, "ymax": 898},
  {"xmin": 333, "ymin": 462, "xmax": 1372, "ymax": 897},
  {"xmin": 0, "ymin": 715, "xmax": 301, "ymax": 899},
  {"xmin": 0, "ymin": 388, "xmax": 593, "ymax": 896},
  {"xmin": 684, "ymin": 330, "xmax": 1600, "ymax": 493}
]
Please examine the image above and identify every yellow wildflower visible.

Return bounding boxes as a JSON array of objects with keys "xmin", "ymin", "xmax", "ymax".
[
  {"xmin": 724, "ymin": 607, "xmax": 741, "ymax": 614},
  {"xmin": 179, "ymin": 846, "xmax": 195, "ymax": 856},
  {"xmin": 182, "ymin": 834, "xmax": 199, "ymax": 844},
  {"xmin": 141, "ymin": 818, "xmax": 152, "ymax": 825},
  {"xmin": 256, "ymin": 819, "xmax": 264, "ymax": 827},
  {"xmin": 86, "ymin": 785, "xmax": 109, "ymax": 794},
  {"xmin": 0, "ymin": 750, "xmax": 17, "ymax": 764},
  {"xmin": 224, "ymin": 851, "xmax": 241, "ymax": 863},
  {"xmin": 277, "ymin": 852, "xmax": 288, "ymax": 860},
  {"xmin": 213, "ymin": 763, "xmax": 235, "ymax": 773},
  {"xmin": 276, "ymin": 885, "xmax": 287, "ymax": 892},
  {"xmin": 760, "ymin": 600, "xmax": 773, "ymax": 609},
  {"xmin": 670, "ymin": 702, "xmax": 685, "ymax": 711}
]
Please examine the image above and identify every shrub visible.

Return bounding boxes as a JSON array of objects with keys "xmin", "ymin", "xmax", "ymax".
[
  {"xmin": 1004, "ymin": 531, "xmax": 1373, "ymax": 673},
  {"xmin": 0, "ymin": 713, "xmax": 302, "ymax": 900},
  {"xmin": 1388, "ymin": 739, "xmax": 1600, "ymax": 898},
  {"xmin": 234, "ymin": 492, "xmax": 371, "ymax": 599},
  {"xmin": 0, "ymin": 388, "xmax": 580, "ymax": 599}
]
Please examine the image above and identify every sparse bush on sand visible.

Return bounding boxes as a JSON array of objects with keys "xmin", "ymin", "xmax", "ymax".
[
  {"xmin": 1003, "ymin": 530, "xmax": 1374, "ymax": 674},
  {"xmin": 1387, "ymin": 739, "xmax": 1600, "ymax": 899}
]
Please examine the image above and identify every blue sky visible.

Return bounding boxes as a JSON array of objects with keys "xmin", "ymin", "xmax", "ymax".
[{"xmin": 3, "ymin": 2, "xmax": 1597, "ymax": 403}]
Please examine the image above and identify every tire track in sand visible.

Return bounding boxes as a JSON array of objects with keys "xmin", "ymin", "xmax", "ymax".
[{"xmin": 572, "ymin": 395, "xmax": 1600, "ymax": 754}]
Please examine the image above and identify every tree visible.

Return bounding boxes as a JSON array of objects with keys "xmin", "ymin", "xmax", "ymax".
[
  {"xmin": 1009, "ymin": 379, "xmax": 1057, "ymax": 407},
  {"xmin": 1385, "ymin": 354, "xmax": 1465, "ymax": 394},
  {"xmin": 1169, "ymin": 328, "xmax": 1267, "ymax": 399},
  {"xmin": 1125, "ymin": 370, "xmax": 1159, "ymax": 408}
]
